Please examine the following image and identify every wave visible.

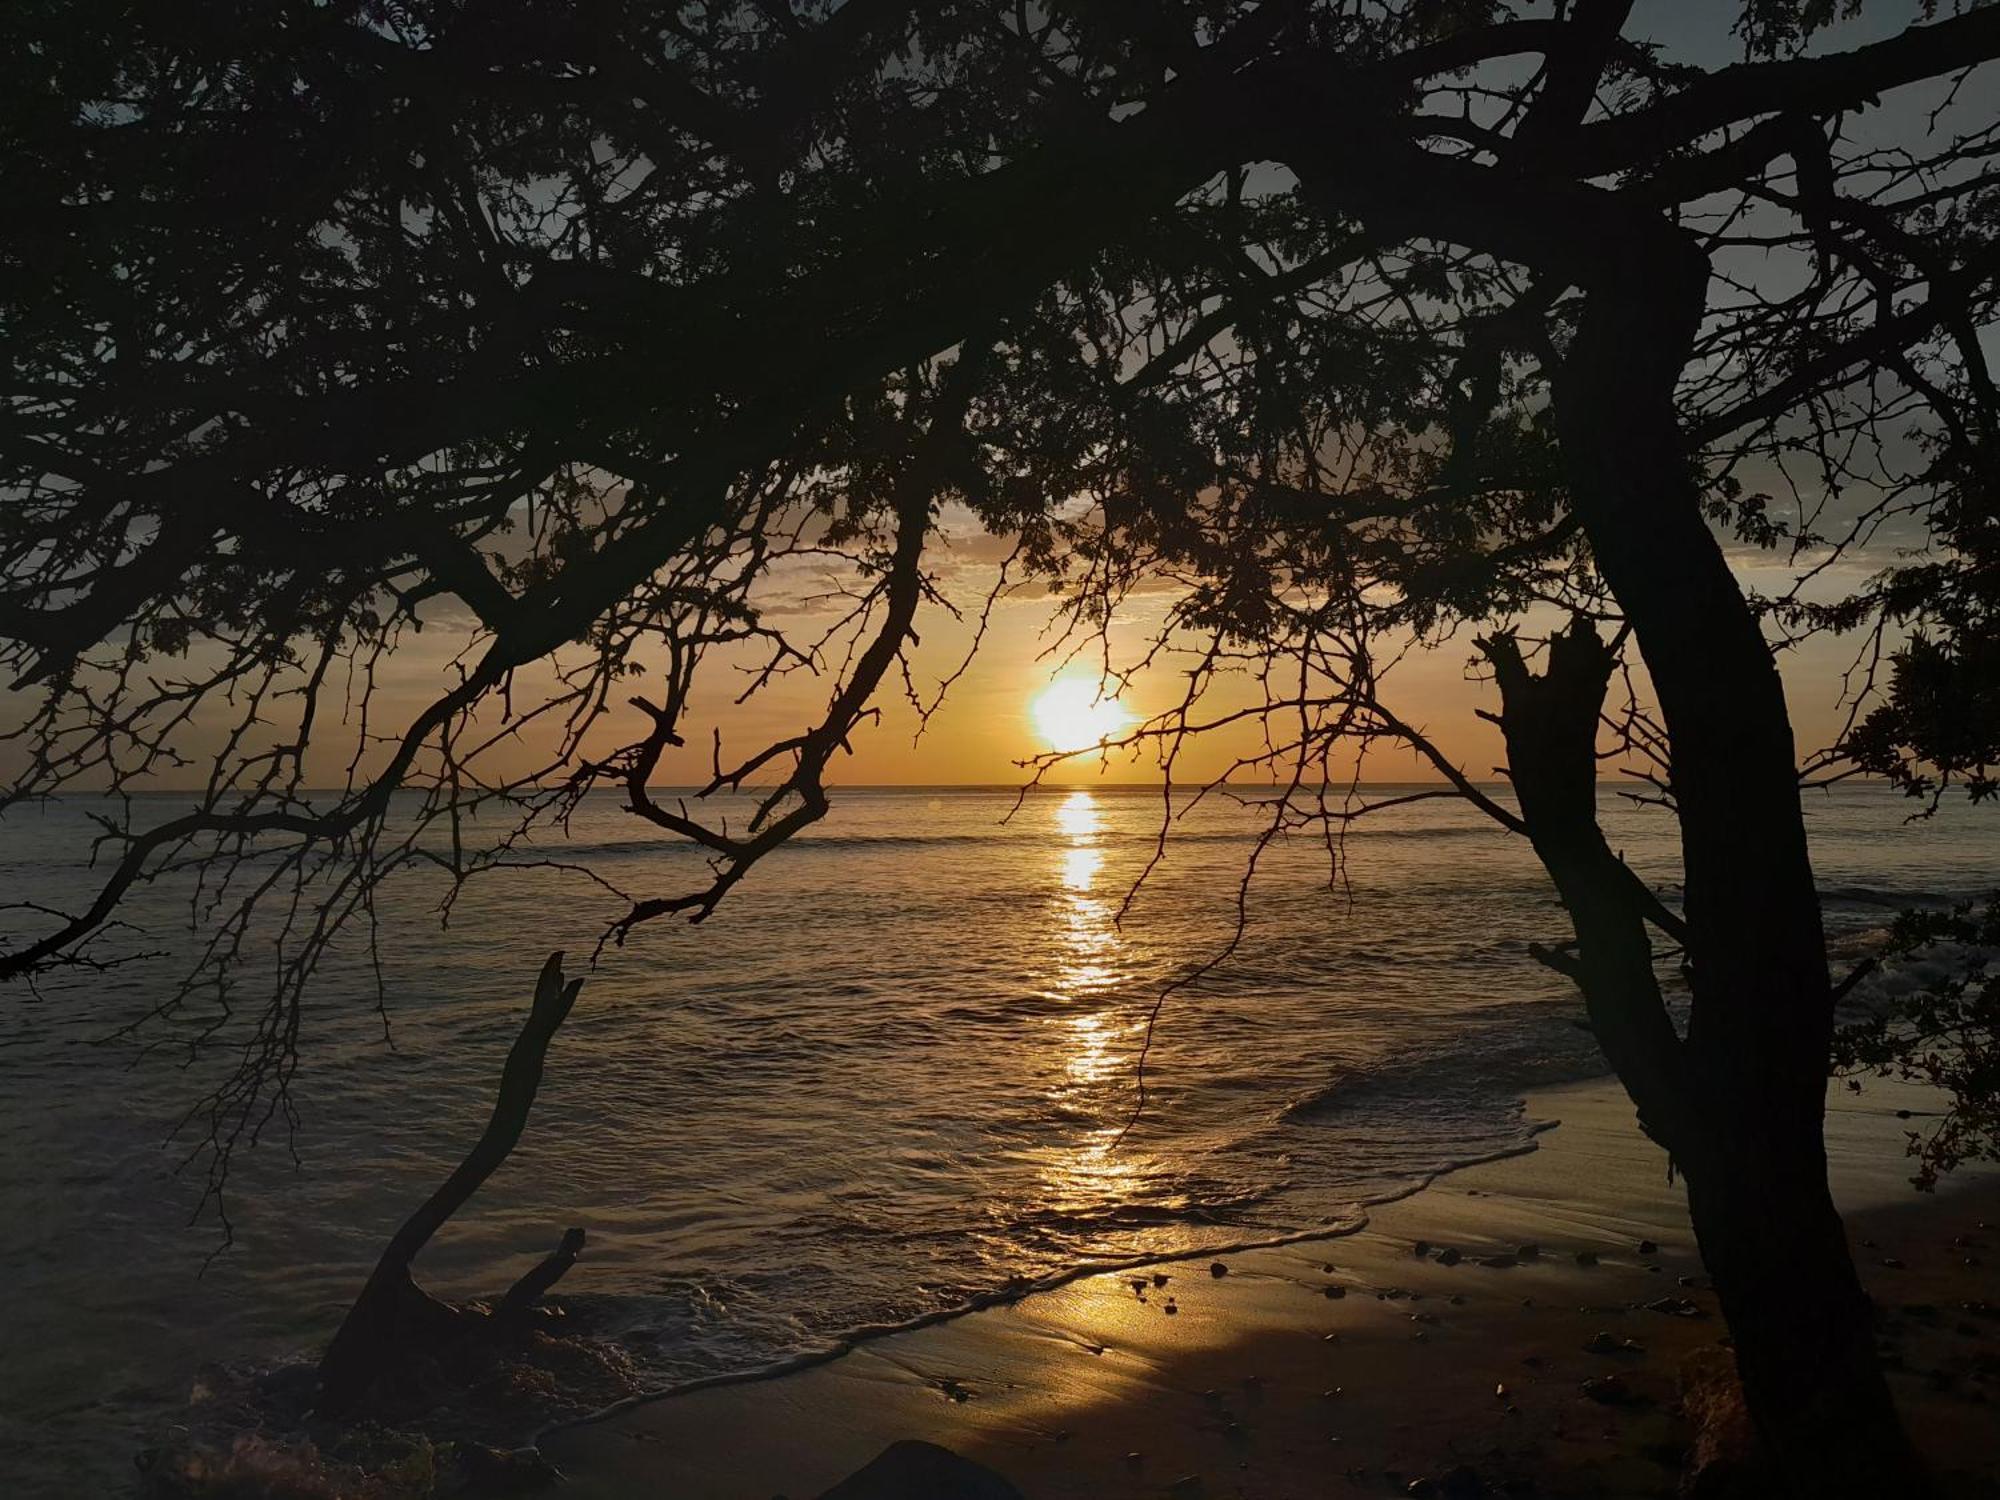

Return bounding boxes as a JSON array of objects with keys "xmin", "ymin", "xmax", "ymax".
[
  {"xmin": 534, "ymin": 1118, "xmax": 1560, "ymax": 1443},
  {"xmin": 1000, "ymin": 1189, "xmax": 1278, "ymax": 1236},
  {"xmin": 507, "ymin": 822, "xmax": 1514, "ymax": 863},
  {"xmin": 1818, "ymin": 884, "xmax": 1963, "ymax": 909},
  {"xmin": 1280, "ymin": 1027, "xmax": 1607, "ymax": 1124}
]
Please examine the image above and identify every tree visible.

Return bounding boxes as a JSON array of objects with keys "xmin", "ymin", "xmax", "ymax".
[
  {"xmin": 317, "ymin": 951, "xmax": 586, "ymax": 1416},
  {"xmin": 4, "ymin": 3, "xmax": 1998, "ymax": 1494}
]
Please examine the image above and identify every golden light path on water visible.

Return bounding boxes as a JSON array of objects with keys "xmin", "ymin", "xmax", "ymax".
[{"xmin": 1041, "ymin": 789, "xmax": 1145, "ymax": 1206}]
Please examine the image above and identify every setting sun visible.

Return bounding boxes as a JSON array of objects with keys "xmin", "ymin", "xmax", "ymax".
[{"xmin": 1030, "ymin": 677, "xmax": 1133, "ymax": 754}]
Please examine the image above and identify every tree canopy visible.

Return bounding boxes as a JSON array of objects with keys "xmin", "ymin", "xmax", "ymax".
[{"xmin": 7, "ymin": 0, "xmax": 1994, "ymax": 950}]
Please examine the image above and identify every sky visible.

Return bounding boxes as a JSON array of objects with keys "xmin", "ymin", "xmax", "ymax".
[
  {"xmin": 328, "ymin": 1, "xmax": 1977, "ymax": 793},
  {"xmin": 5, "ymin": 0, "xmax": 1982, "ymax": 796},
  {"xmin": 318, "ymin": 518, "xmax": 1894, "ymax": 794}
]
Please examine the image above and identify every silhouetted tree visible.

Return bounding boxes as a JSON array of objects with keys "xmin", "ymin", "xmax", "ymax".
[
  {"xmin": 317, "ymin": 951, "xmax": 585, "ymax": 1415},
  {"xmin": 5, "ymin": 4, "xmax": 1998, "ymax": 1493}
]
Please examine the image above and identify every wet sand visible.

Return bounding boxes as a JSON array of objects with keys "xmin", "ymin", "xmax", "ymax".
[{"xmin": 541, "ymin": 1078, "xmax": 2000, "ymax": 1498}]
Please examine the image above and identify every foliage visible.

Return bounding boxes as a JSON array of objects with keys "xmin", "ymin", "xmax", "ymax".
[
  {"xmin": 1835, "ymin": 893, "xmax": 2000, "ymax": 1189},
  {"xmin": 1843, "ymin": 635, "xmax": 2000, "ymax": 808}
]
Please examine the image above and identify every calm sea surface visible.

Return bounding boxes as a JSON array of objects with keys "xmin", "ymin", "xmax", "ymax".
[{"xmin": 0, "ymin": 784, "xmax": 1993, "ymax": 1493}]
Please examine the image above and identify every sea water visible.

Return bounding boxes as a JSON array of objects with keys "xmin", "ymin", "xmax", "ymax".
[{"xmin": 0, "ymin": 783, "xmax": 1991, "ymax": 1492}]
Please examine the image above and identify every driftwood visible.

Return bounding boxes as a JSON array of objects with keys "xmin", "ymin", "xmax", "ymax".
[
  {"xmin": 316, "ymin": 952, "xmax": 585, "ymax": 1415},
  {"xmin": 498, "ymin": 1226, "xmax": 586, "ymax": 1322}
]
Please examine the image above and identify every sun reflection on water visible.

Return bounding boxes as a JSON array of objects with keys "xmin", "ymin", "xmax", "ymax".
[
  {"xmin": 1039, "ymin": 790, "xmax": 1147, "ymax": 1205},
  {"xmin": 1061, "ymin": 844, "xmax": 1102, "ymax": 893},
  {"xmin": 1055, "ymin": 790, "xmax": 1102, "ymax": 840}
]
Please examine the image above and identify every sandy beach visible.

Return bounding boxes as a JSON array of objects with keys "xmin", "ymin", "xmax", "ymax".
[{"xmin": 539, "ymin": 1076, "xmax": 2000, "ymax": 1499}]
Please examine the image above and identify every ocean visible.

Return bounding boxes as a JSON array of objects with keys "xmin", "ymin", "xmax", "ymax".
[{"xmin": 0, "ymin": 783, "xmax": 1992, "ymax": 1494}]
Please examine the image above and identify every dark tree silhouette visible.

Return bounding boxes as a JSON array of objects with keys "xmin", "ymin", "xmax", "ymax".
[
  {"xmin": 317, "ymin": 951, "xmax": 584, "ymax": 1415},
  {"xmin": 4, "ymin": 4, "xmax": 1999, "ymax": 1493}
]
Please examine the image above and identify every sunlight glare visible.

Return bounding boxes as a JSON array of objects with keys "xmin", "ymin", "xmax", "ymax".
[
  {"xmin": 1055, "ymin": 788, "xmax": 1101, "ymax": 839},
  {"xmin": 1031, "ymin": 678, "xmax": 1133, "ymax": 754}
]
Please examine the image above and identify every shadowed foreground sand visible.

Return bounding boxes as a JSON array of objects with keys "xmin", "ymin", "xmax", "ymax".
[{"xmin": 541, "ymin": 1078, "xmax": 2000, "ymax": 1499}]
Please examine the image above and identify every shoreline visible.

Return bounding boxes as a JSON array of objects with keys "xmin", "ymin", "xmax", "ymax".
[
  {"xmin": 540, "ymin": 1121, "xmax": 1563, "ymax": 1439},
  {"xmin": 541, "ymin": 1075, "xmax": 2000, "ymax": 1499}
]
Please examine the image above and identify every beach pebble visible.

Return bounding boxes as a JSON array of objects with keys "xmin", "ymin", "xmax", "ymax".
[
  {"xmin": 1124, "ymin": 1451, "xmax": 1142, "ymax": 1465},
  {"xmin": 1132, "ymin": 1278, "xmax": 1150, "ymax": 1294},
  {"xmin": 1583, "ymin": 1330, "xmax": 1643, "ymax": 1355},
  {"xmin": 1166, "ymin": 1476, "xmax": 1204, "ymax": 1499},
  {"xmin": 1494, "ymin": 1382, "xmax": 1509, "ymax": 1399},
  {"xmin": 1580, "ymin": 1373, "xmax": 1634, "ymax": 1405},
  {"xmin": 1677, "ymin": 1274, "xmax": 1699, "ymax": 1288},
  {"xmin": 1448, "ymin": 1294, "xmax": 1466, "ymax": 1306},
  {"xmin": 1209, "ymin": 1261, "xmax": 1229, "ymax": 1278},
  {"xmin": 1435, "ymin": 1247, "xmax": 1463, "ymax": 1267},
  {"xmin": 1405, "ymin": 1480, "xmax": 1438, "ymax": 1497},
  {"xmin": 1153, "ymin": 1273, "xmax": 1170, "ymax": 1287},
  {"xmin": 1323, "ymin": 1284, "xmax": 1347, "ymax": 1299},
  {"xmin": 1573, "ymin": 1250, "xmax": 1598, "ymax": 1267},
  {"xmin": 1880, "ymin": 1256, "xmax": 1906, "ymax": 1270},
  {"xmin": 1645, "ymin": 1296, "xmax": 1701, "ymax": 1317},
  {"xmin": 1516, "ymin": 1243, "xmax": 1540, "ymax": 1261},
  {"xmin": 1637, "ymin": 1239, "xmax": 1658, "ymax": 1255},
  {"xmin": 1481, "ymin": 1254, "xmax": 1518, "ymax": 1269},
  {"xmin": 1321, "ymin": 1387, "xmax": 1343, "ymax": 1398},
  {"xmin": 1164, "ymin": 1298, "xmax": 1178, "ymax": 1315},
  {"xmin": 1415, "ymin": 1240, "xmax": 1432, "ymax": 1258}
]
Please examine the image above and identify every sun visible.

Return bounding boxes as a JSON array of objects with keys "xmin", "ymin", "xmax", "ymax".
[{"xmin": 1031, "ymin": 677, "xmax": 1133, "ymax": 754}]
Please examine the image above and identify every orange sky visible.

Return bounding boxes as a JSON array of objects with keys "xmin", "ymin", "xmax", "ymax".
[
  {"xmin": 317, "ymin": 532, "xmax": 1885, "ymax": 795},
  {"xmin": 0, "ymin": 511, "xmax": 1894, "ymax": 798}
]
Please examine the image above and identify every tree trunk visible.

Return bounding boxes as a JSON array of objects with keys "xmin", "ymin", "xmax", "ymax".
[
  {"xmin": 1543, "ymin": 229, "xmax": 1927, "ymax": 1496},
  {"xmin": 316, "ymin": 951, "xmax": 585, "ymax": 1415}
]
